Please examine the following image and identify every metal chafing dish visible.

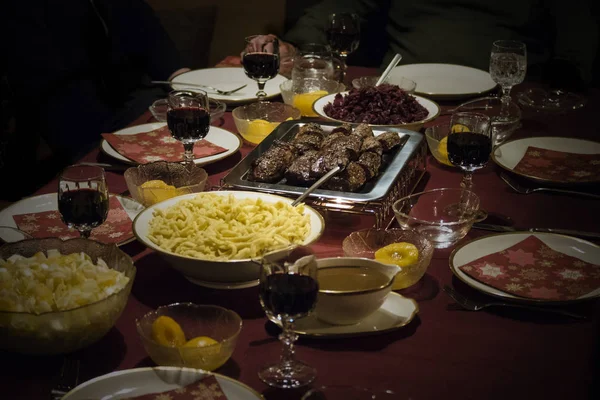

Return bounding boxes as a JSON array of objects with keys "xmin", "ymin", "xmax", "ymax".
[{"xmin": 221, "ymin": 120, "xmax": 427, "ymax": 228}]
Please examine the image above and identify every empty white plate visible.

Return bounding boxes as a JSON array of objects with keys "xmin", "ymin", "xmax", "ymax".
[{"xmin": 387, "ymin": 63, "xmax": 497, "ymax": 100}]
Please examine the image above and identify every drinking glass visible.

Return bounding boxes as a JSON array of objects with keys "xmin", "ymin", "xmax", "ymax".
[
  {"xmin": 489, "ymin": 40, "xmax": 527, "ymax": 118},
  {"xmin": 242, "ymin": 35, "xmax": 280, "ymax": 101},
  {"xmin": 258, "ymin": 246, "xmax": 319, "ymax": 389},
  {"xmin": 447, "ymin": 112, "xmax": 492, "ymax": 192},
  {"xmin": 326, "ymin": 13, "xmax": 360, "ymax": 82},
  {"xmin": 58, "ymin": 164, "xmax": 109, "ymax": 238},
  {"xmin": 291, "ymin": 43, "xmax": 335, "ymax": 86},
  {"xmin": 166, "ymin": 90, "xmax": 210, "ymax": 166}
]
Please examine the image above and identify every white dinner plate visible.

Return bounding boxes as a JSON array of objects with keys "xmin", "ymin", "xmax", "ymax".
[
  {"xmin": 450, "ymin": 232, "xmax": 600, "ymax": 305},
  {"xmin": 0, "ymin": 193, "xmax": 143, "ymax": 246},
  {"xmin": 171, "ymin": 67, "xmax": 288, "ymax": 104},
  {"xmin": 387, "ymin": 63, "xmax": 497, "ymax": 100},
  {"xmin": 313, "ymin": 92, "xmax": 440, "ymax": 132},
  {"xmin": 287, "ymin": 292, "xmax": 418, "ymax": 338},
  {"xmin": 491, "ymin": 136, "xmax": 600, "ymax": 184},
  {"xmin": 100, "ymin": 122, "xmax": 242, "ymax": 166},
  {"xmin": 63, "ymin": 367, "xmax": 264, "ymax": 400},
  {"xmin": 132, "ymin": 191, "xmax": 325, "ymax": 289}
]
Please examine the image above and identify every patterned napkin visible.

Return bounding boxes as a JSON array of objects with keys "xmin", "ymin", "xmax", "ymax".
[
  {"xmin": 13, "ymin": 196, "xmax": 133, "ymax": 244},
  {"xmin": 123, "ymin": 374, "xmax": 227, "ymax": 400},
  {"xmin": 102, "ymin": 125, "xmax": 227, "ymax": 164},
  {"xmin": 513, "ymin": 146, "xmax": 600, "ymax": 183},
  {"xmin": 458, "ymin": 235, "xmax": 600, "ymax": 301}
]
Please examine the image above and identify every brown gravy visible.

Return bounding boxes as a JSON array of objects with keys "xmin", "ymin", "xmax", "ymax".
[{"xmin": 318, "ymin": 266, "xmax": 389, "ymax": 292}]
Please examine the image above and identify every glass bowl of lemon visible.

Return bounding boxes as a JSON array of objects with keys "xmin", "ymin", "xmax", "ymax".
[
  {"xmin": 136, "ymin": 303, "xmax": 242, "ymax": 371},
  {"xmin": 424, "ymin": 122, "xmax": 455, "ymax": 167},
  {"xmin": 232, "ymin": 101, "xmax": 301, "ymax": 145},
  {"xmin": 124, "ymin": 161, "xmax": 208, "ymax": 207},
  {"xmin": 342, "ymin": 228, "xmax": 433, "ymax": 290},
  {"xmin": 280, "ymin": 78, "xmax": 345, "ymax": 117}
]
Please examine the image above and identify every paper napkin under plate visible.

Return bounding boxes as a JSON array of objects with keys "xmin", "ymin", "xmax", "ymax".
[
  {"xmin": 458, "ymin": 235, "xmax": 600, "ymax": 300},
  {"xmin": 123, "ymin": 374, "xmax": 227, "ymax": 400},
  {"xmin": 513, "ymin": 146, "xmax": 600, "ymax": 183},
  {"xmin": 13, "ymin": 196, "xmax": 132, "ymax": 244},
  {"xmin": 102, "ymin": 125, "xmax": 227, "ymax": 164}
]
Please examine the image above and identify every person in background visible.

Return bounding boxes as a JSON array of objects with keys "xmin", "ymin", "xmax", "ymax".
[
  {"xmin": 0, "ymin": 0, "xmax": 190, "ymax": 201},
  {"xmin": 279, "ymin": 0, "xmax": 598, "ymax": 90}
]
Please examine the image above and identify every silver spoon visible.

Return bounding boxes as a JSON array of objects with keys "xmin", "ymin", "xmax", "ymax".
[{"xmin": 291, "ymin": 166, "xmax": 341, "ymax": 206}]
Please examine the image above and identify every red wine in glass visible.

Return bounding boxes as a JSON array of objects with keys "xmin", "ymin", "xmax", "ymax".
[
  {"xmin": 242, "ymin": 35, "xmax": 280, "ymax": 101},
  {"xmin": 447, "ymin": 132, "xmax": 492, "ymax": 171},
  {"xmin": 326, "ymin": 13, "xmax": 360, "ymax": 82},
  {"xmin": 260, "ymin": 274, "xmax": 318, "ymax": 320},
  {"xmin": 242, "ymin": 52, "xmax": 280, "ymax": 81},
  {"xmin": 166, "ymin": 90, "xmax": 210, "ymax": 165},
  {"xmin": 167, "ymin": 106, "xmax": 210, "ymax": 143},
  {"xmin": 58, "ymin": 164, "xmax": 109, "ymax": 238},
  {"xmin": 257, "ymin": 246, "xmax": 319, "ymax": 389},
  {"xmin": 326, "ymin": 29, "xmax": 360, "ymax": 56}
]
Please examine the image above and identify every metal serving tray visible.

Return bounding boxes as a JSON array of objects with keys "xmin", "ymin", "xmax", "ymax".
[{"xmin": 222, "ymin": 120, "xmax": 425, "ymax": 203}]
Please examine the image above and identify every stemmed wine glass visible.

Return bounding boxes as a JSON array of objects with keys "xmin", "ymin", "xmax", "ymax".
[
  {"xmin": 166, "ymin": 90, "xmax": 210, "ymax": 166},
  {"xmin": 326, "ymin": 12, "xmax": 360, "ymax": 83},
  {"xmin": 58, "ymin": 164, "xmax": 109, "ymax": 238},
  {"xmin": 257, "ymin": 246, "xmax": 319, "ymax": 389},
  {"xmin": 489, "ymin": 40, "xmax": 527, "ymax": 119},
  {"xmin": 242, "ymin": 35, "xmax": 280, "ymax": 101},
  {"xmin": 447, "ymin": 112, "xmax": 492, "ymax": 192}
]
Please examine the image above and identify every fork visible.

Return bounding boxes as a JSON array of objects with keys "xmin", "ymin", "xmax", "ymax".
[
  {"xmin": 443, "ymin": 285, "xmax": 588, "ymax": 320},
  {"xmin": 151, "ymin": 81, "xmax": 247, "ymax": 95},
  {"xmin": 50, "ymin": 357, "xmax": 80, "ymax": 399},
  {"xmin": 500, "ymin": 172, "xmax": 600, "ymax": 200}
]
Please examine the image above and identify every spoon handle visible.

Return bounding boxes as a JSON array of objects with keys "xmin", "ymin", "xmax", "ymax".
[
  {"xmin": 291, "ymin": 166, "xmax": 341, "ymax": 206},
  {"xmin": 376, "ymin": 53, "xmax": 403, "ymax": 86}
]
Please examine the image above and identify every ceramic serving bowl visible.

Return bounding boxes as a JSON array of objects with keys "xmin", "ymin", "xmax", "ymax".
[
  {"xmin": 313, "ymin": 91, "xmax": 440, "ymax": 131},
  {"xmin": 0, "ymin": 237, "xmax": 135, "ymax": 355},
  {"xmin": 132, "ymin": 191, "xmax": 324, "ymax": 289},
  {"xmin": 136, "ymin": 303, "xmax": 242, "ymax": 371},
  {"xmin": 342, "ymin": 228, "xmax": 434, "ymax": 290},
  {"xmin": 124, "ymin": 161, "xmax": 208, "ymax": 207},
  {"xmin": 232, "ymin": 101, "xmax": 301, "ymax": 145},
  {"xmin": 314, "ymin": 257, "xmax": 401, "ymax": 325}
]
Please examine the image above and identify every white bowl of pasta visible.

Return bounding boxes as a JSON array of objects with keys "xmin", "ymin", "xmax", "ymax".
[{"xmin": 131, "ymin": 191, "xmax": 325, "ymax": 289}]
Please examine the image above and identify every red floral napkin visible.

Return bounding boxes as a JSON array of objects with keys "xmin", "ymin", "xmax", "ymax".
[
  {"xmin": 459, "ymin": 235, "xmax": 600, "ymax": 301},
  {"xmin": 513, "ymin": 146, "xmax": 600, "ymax": 183},
  {"xmin": 102, "ymin": 125, "xmax": 227, "ymax": 164},
  {"xmin": 123, "ymin": 374, "xmax": 227, "ymax": 400},
  {"xmin": 13, "ymin": 196, "xmax": 133, "ymax": 244}
]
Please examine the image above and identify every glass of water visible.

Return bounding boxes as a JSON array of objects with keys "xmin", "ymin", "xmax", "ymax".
[
  {"xmin": 489, "ymin": 40, "xmax": 527, "ymax": 118},
  {"xmin": 291, "ymin": 43, "xmax": 335, "ymax": 86}
]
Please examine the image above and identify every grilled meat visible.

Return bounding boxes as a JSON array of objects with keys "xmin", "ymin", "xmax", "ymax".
[
  {"xmin": 330, "ymin": 123, "xmax": 353, "ymax": 135},
  {"xmin": 358, "ymin": 151, "xmax": 382, "ymax": 179},
  {"xmin": 293, "ymin": 131, "xmax": 322, "ymax": 154},
  {"xmin": 324, "ymin": 162, "xmax": 368, "ymax": 192},
  {"xmin": 248, "ymin": 141, "xmax": 297, "ymax": 183},
  {"xmin": 360, "ymin": 136, "xmax": 383, "ymax": 155},
  {"xmin": 352, "ymin": 123, "xmax": 374, "ymax": 139},
  {"xmin": 310, "ymin": 147, "xmax": 352, "ymax": 178},
  {"xmin": 376, "ymin": 131, "xmax": 403, "ymax": 152},
  {"xmin": 297, "ymin": 122, "xmax": 324, "ymax": 138},
  {"xmin": 320, "ymin": 130, "xmax": 347, "ymax": 149},
  {"xmin": 327, "ymin": 134, "xmax": 363, "ymax": 160},
  {"xmin": 285, "ymin": 150, "xmax": 319, "ymax": 185}
]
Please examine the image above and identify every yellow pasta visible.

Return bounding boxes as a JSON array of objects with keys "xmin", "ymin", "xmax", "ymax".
[{"xmin": 147, "ymin": 194, "xmax": 312, "ymax": 260}]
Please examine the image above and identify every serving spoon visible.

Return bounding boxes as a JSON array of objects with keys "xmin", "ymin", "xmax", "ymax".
[{"xmin": 375, "ymin": 53, "xmax": 403, "ymax": 86}]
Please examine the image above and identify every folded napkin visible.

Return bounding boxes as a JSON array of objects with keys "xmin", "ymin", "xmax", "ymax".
[
  {"xmin": 459, "ymin": 235, "xmax": 600, "ymax": 301},
  {"xmin": 513, "ymin": 146, "xmax": 600, "ymax": 183},
  {"xmin": 102, "ymin": 125, "xmax": 227, "ymax": 164},
  {"xmin": 13, "ymin": 196, "xmax": 132, "ymax": 244},
  {"xmin": 124, "ymin": 374, "xmax": 227, "ymax": 400}
]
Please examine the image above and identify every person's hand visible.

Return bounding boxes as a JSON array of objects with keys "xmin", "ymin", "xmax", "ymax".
[{"xmin": 242, "ymin": 34, "xmax": 296, "ymax": 78}]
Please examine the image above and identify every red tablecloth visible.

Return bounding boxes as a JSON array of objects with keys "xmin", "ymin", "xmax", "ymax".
[{"xmin": 2, "ymin": 66, "xmax": 599, "ymax": 400}]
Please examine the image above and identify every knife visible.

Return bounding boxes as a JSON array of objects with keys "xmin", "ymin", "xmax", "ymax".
[{"xmin": 472, "ymin": 223, "xmax": 600, "ymax": 241}]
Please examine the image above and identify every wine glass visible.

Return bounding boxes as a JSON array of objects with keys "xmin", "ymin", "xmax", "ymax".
[
  {"xmin": 326, "ymin": 13, "xmax": 360, "ymax": 83},
  {"xmin": 447, "ymin": 112, "xmax": 492, "ymax": 192},
  {"xmin": 257, "ymin": 246, "xmax": 319, "ymax": 389},
  {"xmin": 166, "ymin": 90, "xmax": 210, "ymax": 166},
  {"xmin": 58, "ymin": 164, "xmax": 109, "ymax": 238},
  {"xmin": 489, "ymin": 40, "xmax": 527, "ymax": 119},
  {"xmin": 242, "ymin": 35, "xmax": 280, "ymax": 101}
]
